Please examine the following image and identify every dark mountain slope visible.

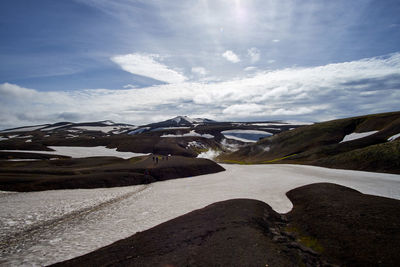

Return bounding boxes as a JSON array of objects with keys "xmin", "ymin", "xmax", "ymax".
[{"xmin": 219, "ymin": 111, "xmax": 400, "ymax": 173}]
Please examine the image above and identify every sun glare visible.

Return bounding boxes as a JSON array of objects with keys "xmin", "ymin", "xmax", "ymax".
[{"xmin": 234, "ymin": 0, "xmax": 247, "ymax": 23}]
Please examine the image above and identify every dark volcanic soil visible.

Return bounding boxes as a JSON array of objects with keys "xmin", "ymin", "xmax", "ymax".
[
  {"xmin": 0, "ymin": 155, "xmax": 225, "ymax": 192},
  {"xmin": 52, "ymin": 183, "xmax": 400, "ymax": 267},
  {"xmin": 287, "ymin": 183, "xmax": 400, "ymax": 267},
  {"xmin": 51, "ymin": 199, "xmax": 324, "ymax": 267}
]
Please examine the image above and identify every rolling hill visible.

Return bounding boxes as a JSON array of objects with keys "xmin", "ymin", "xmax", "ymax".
[{"xmin": 219, "ymin": 111, "xmax": 400, "ymax": 174}]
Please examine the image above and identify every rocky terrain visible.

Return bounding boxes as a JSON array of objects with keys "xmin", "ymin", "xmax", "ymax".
[
  {"xmin": 0, "ymin": 116, "xmax": 302, "ymax": 159},
  {"xmin": 52, "ymin": 183, "xmax": 400, "ymax": 267},
  {"xmin": 1, "ymin": 113, "xmax": 399, "ymax": 266}
]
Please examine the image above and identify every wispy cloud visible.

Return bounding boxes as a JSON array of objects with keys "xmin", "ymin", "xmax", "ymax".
[
  {"xmin": 244, "ymin": 66, "xmax": 257, "ymax": 72},
  {"xmin": 191, "ymin": 67, "xmax": 208, "ymax": 76},
  {"xmin": 1, "ymin": 53, "xmax": 400, "ymax": 129},
  {"xmin": 111, "ymin": 53, "xmax": 187, "ymax": 84},
  {"xmin": 222, "ymin": 50, "xmax": 240, "ymax": 63}
]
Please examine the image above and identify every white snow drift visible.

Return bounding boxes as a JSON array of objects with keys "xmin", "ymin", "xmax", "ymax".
[
  {"xmin": 1, "ymin": 164, "xmax": 399, "ymax": 266},
  {"xmin": 0, "ymin": 146, "xmax": 147, "ymax": 159},
  {"xmin": 388, "ymin": 133, "xmax": 400, "ymax": 141},
  {"xmin": 221, "ymin": 129, "xmax": 272, "ymax": 143},
  {"xmin": 161, "ymin": 130, "xmax": 214, "ymax": 139},
  {"xmin": 339, "ymin": 131, "xmax": 379, "ymax": 143}
]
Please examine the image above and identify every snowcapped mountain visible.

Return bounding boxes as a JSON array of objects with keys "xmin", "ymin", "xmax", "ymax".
[
  {"xmin": 146, "ymin": 116, "xmax": 216, "ymax": 128},
  {"xmin": 0, "ymin": 121, "xmax": 137, "ymax": 135}
]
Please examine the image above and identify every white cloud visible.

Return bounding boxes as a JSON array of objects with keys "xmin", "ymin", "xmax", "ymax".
[
  {"xmin": 272, "ymin": 39, "xmax": 280, "ymax": 43},
  {"xmin": 244, "ymin": 66, "xmax": 257, "ymax": 72},
  {"xmin": 191, "ymin": 67, "xmax": 208, "ymax": 76},
  {"xmin": 267, "ymin": 59, "xmax": 276, "ymax": 64},
  {"xmin": 222, "ymin": 50, "xmax": 240, "ymax": 63},
  {"xmin": 247, "ymin": 47, "xmax": 260, "ymax": 63},
  {"xmin": 1, "ymin": 53, "xmax": 400, "ymax": 129},
  {"xmin": 0, "ymin": 82, "xmax": 38, "ymax": 99},
  {"xmin": 111, "ymin": 53, "xmax": 187, "ymax": 84},
  {"xmin": 123, "ymin": 84, "xmax": 138, "ymax": 89}
]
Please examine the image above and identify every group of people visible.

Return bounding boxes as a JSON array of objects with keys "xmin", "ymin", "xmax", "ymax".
[{"xmin": 151, "ymin": 155, "xmax": 169, "ymax": 164}]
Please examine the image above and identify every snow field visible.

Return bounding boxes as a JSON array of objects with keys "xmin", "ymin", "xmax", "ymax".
[
  {"xmin": 0, "ymin": 164, "xmax": 399, "ymax": 266},
  {"xmin": 0, "ymin": 146, "xmax": 148, "ymax": 159}
]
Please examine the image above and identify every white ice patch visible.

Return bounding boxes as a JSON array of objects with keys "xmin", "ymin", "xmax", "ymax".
[
  {"xmin": 75, "ymin": 126, "xmax": 120, "ymax": 133},
  {"xmin": 16, "ymin": 135, "xmax": 33, "ymax": 139},
  {"xmin": 161, "ymin": 130, "xmax": 214, "ymax": 139},
  {"xmin": 41, "ymin": 124, "xmax": 73, "ymax": 131},
  {"xmin": 221, "ymin": 129, "xmax": 272, "ymax": 143},
  {"xmin": 102, "ymin": 120, "xmax": 115, "ymax": 126},
  {"xmin": 1, "ymin": 165, "xmax": 399, "ymax": 266},
  {"xmin": 0, "ymin": 137, "xmax": 8, "ymax": 141},
  {"xmin": 0, "ymin": 146, "xmax": 148, "ymax": 159},
  {"xmin": 196, "ymin": 149, "xmax": 221, "ymax": 160},
  {"xmin": 388, "ymin": 133, "xmax": 400, "ymax": 141},
  {"xmin": 340, "ymin": 131, "xmax": 379, "ymax": 143},
  {"xmin": 25, "ymin": 139, "xmax": 32, "ymax": 143}
]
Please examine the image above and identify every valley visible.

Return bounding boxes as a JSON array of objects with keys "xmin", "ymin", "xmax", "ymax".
[{"xmin": 0, "ymin": 112, "xmax": 399, "ymax": 266}]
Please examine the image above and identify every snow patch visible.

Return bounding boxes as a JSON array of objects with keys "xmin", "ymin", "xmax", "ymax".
[
  {"xmin": 101, "ymin": 120, "xmax": 115, "ymax": 126},
  {"xmin": 75, "ymin": 125, "xmax": 137, "ymax": 134},
  {"xmin": 75, "ymin": 126, "xmax": 119, "ymax": 133},
  {"xmin": 222, "ymin": 135, "xmax": 256, "ymax": 143},
  {"xmin": 388, "ymin": 133, "xmax": 400, "ymax": 141},
  {"xmin": 0, "ymin": 146, "xmax": 149, "ymax": 159},
  {"xmin": 41, "ymin": 124, "xmax": 72, "ymax": 131},
  {"xmin": 187, "ymin": 141, "xmax": 206, "ymax": 149},
  {"xmin": 161, "ymin": 130, "xmax": 214, "ymax": 139},
  {"xmin": 221, "ymin": 129, "xmax": 272, "ymax": 143},
  {"xmin": 1, "ymin": 165, "xmax": 399, "ymax": 266},
  {"xmin": 151, "ymin": 127, "xmax": 190, "ymax": 132},
  {"xmin": 340, "ymin": 131, "xmax": 379, "ymax": 143},
  {"xmin": 16, "ymin": 135, "xmax": 33, "ymax": 139}
]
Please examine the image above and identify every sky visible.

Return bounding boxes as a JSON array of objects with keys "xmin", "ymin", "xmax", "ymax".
[{"xmin": 1, "ymin": 0, "xmax": 400, "ymax": 129}]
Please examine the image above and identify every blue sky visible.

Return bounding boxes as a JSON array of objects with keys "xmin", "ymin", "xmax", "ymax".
[{"xmin": 1, "ymin": 0, "xmax": 400, "ymax": 128}]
